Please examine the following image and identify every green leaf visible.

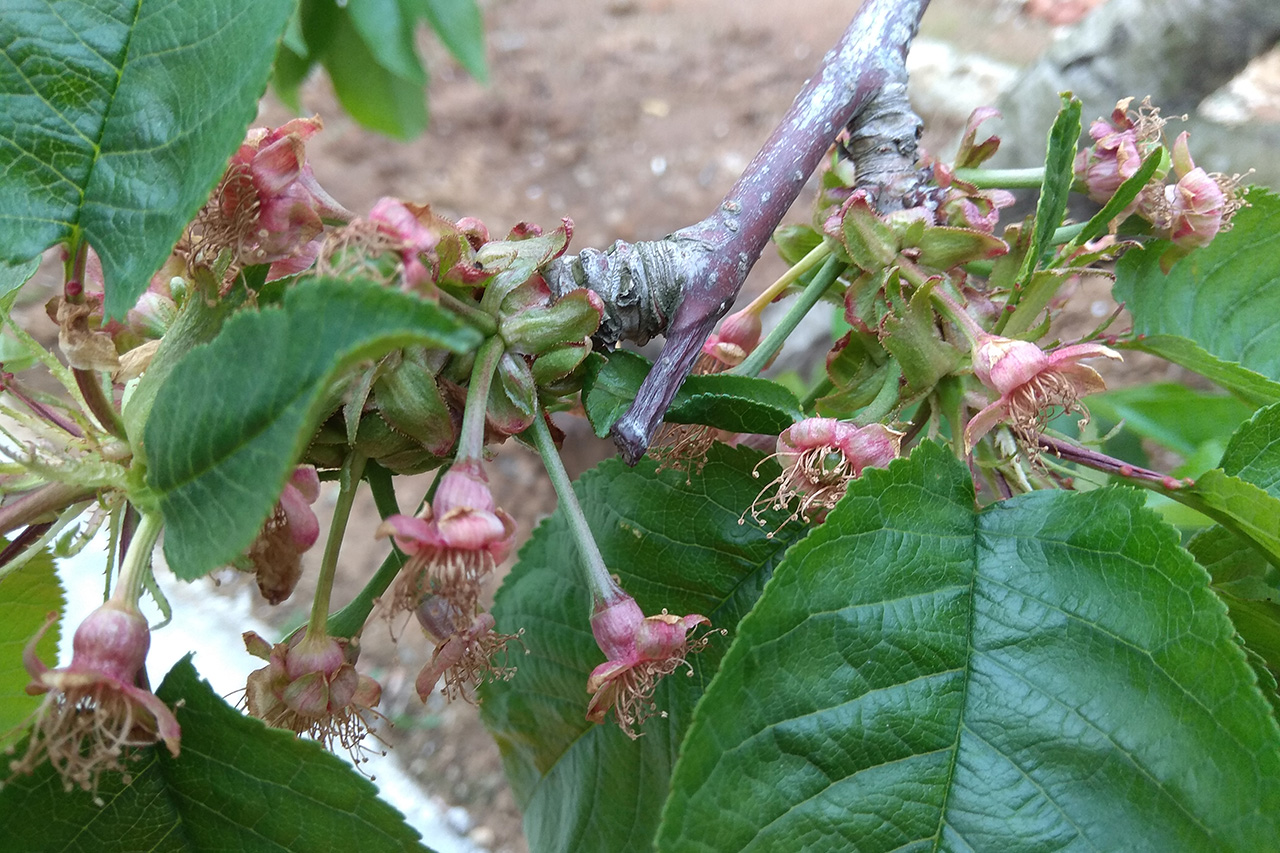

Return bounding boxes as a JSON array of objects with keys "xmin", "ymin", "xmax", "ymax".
[
  {"xmin": 348, "ymin": 0, "xmax": 427, "ymax": 85},
  {"xmin": 1088, "ymin": 382, "xmax": 1255, "ymax": 458},
  {"xmin": 1118, "ymin": 335, "xmax": 1280, "ymax": 408},
  {"xmin": 1190, "ymin": 403, "xmax": 1280, "ymax": 681},
  {"xmin": 1114, "ymin": 189, "xmax": 1280, "ymax": 391},
  {"xmin": 1220, "ymin": 401, "xmax": 1280, "ymax": 496},
  {"xmin": 1071, "ymin": 148, "xmax": 1165, "ymax": 248},
  {"xmin": 582, "ymin": 350, "xmax": 803, "ymax": 439},
  {"xmin": 659, "ymin": 442, "xmax": 1280, "ymax": 852},
  {"xmin": 415, "ymin": 0, "xmax": 489, "ymax": 82},
  {"xmin": 0, "ymin": 548, "xmax": 62, "ymax": 750},
  {"xmin": 0, "ymin": 657, "xmax": 432, "ymax": 851},
  {"xmin": 323, "ymin": 8, "xmax": 428, "ymax": 139},
  {"xmin": 480, "ymin": 445, "xmax": 806, "ymax": 853},
  {"xmin": 1186, "ymin": 470, "xmax": 1280, "ymax": 569},
  {"xmin": 1018, "ymin": 93, "xmax": 1080, "ymax": 281},
  {"xmin": 0, "ymin": 0, "xmax": 293, "ymax": 317},
  {"xmin": 146, "ymin": 277, "xmax": 480, "ymax": 579},
  {"xmin": 0, "ymin": 258, "xmax": 39, "ymax": 308}
]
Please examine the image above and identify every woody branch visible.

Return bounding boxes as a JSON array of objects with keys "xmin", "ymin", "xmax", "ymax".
[{"xmin": 545, "ymin": 0, "xmax": 932, "ymax": 464}]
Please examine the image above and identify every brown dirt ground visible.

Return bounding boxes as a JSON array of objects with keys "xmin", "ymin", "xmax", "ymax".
[{"xmin": 246, "ymin": 2, "xmax": 1060, "ymax": 851}]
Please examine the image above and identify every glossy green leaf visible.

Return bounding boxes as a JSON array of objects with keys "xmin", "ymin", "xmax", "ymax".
[
  {"xmin": 0, "ymin": 548, "xmax": 62, "ymax": 750},
  {"xmin": 660, "ymin": 442, "xmax": 1280, "ymax": 852},
  {"xmin": 583, "ymin": 350, "xmax": 803, "ymax": 439},
  {"xmin": 0, "ymin": 0, "xmax": 293, "ymax": 317},
  {"xmin": 1191, "ymin": 403, "xmax": 1280, "ymax": 681},
  {"xmin": 0, "ymin": 657, "xmax": 432, "ymax": 851},
  {"xmin": 1220, "ymin": 401, "xmax": 1280, "ymax": 495},
  {"xmin": 1088, "ymin": 382, "xmax": 1254, "ymax": 458},
  {"xmin": 1070, "ymin": 147, "xmax": 1166, "ymax": 248},
  {"xmin": 0, "ymin": 258, "xmax": 39, "ymax": 307},
  {"xmin": 1114, "ymin": 189, "xmax": 1280, "ymax": 392},
  {"xmin": 416, "ymin": 0, "xmax": 489, "ymax": 81},
  {"xmin": 1186, "ymin": 469, "xmax": 1280, "ymax": 568},
  {"xmin": 1118, "ymin": 335, "xmax": 1280, "ymax": 408},
  {"xmin": 1019, "ymin": 93, "xmax": 1080, "ymax": 280},
  {"xmin": 480, "ymin": 445, "xmax": 806, "ymax": 853},
  {"xmin": 146, "ymin": 277, "xmax": 481, "ymax": 579}
]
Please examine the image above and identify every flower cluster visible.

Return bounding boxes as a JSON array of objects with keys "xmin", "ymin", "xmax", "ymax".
[
  {"xmin": 242, "ymin": 630, "xmax": 383, "ymax": 764},
  {"xmin": 191, "ymin": 116, "xmax": 349, "ymax": 281}
]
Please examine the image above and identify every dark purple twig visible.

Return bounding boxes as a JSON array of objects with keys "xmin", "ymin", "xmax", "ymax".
[
  {"xmin": 546, "ymin": 0, "xmax": 932, "ymax": 463},
  {"xmin": 1037, "ymin": 435, "xmax": 1190, "ymax": 492},
  {"xmin": 0, "ymin": 481, "xmax": 98, "ymax": 537}
]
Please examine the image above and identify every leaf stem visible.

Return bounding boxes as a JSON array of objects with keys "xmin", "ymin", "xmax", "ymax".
[
  {"xmin": 528, "ymin": 410, "xmax": 623, "ymax": 607},
  {"xmin": 305, "ymin": 451, "xmax": 367, "ymax": 639},
  {"xmin": 730, "ymin": 255, "xmax": 846, "ymax": 378},
  {"xmin": 0, "ymin": 481, "xmax": 99, "ymax": 537}
]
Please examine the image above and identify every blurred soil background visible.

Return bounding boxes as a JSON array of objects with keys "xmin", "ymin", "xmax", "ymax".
[{"xmin": 14, "ymin": 0, "xmax": 1278, "ymax": 850}]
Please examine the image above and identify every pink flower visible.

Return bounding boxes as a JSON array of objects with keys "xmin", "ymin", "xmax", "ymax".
[
  {"xmin": 216, "ymin": 117, "xmax": 350, "ymax": 278},
  {"xmin": 965, "ymin": 334, "xmax": 1121, "ymax": 452},
  {"xmin": 585, "ymin": 594, "xmax": 716, "ymax": 739},
  {"xmin": 10, "ymin": 604, "xmax": 180, "ymax": 801},
  {"xmin": 243, "ymin": 465, "xmax": 321, "ymax": 605},
  {"xmin": 368, "ymin": 197, "xmax": 440, "ymax": 289},
  {"xmin": 379, "ymin": 460, "xmax": 517, "ymax": 618},
  {"xmin": 412, "ymin": 600, "xmax": 521, "ymax": 702},
  {"xmin": 1156, "ymin": 133, "xmax": 1245, "ymax": 251},
  {"xmin": 697, "ymin": 307, "xmax": 763, "ymax": 373},
  {"xmin": 1073, "ymin": 98, "xmax": 1165, "ymax": 206},
  {"xmin": 243, "ymin": 630, "xmax": 382, "ymax": 761},
  {"xmin": 749, "ymin": 418, "xmax": 903, "ymax": 528}
]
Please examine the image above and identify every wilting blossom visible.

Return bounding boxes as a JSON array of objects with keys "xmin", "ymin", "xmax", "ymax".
[
  {"xmin": 1146, "ymin": 132, "xmax": 1245, "ymax": 252},
  {"xmin": 413, "ymin": 597, "xmax": 521, "ymax": 702},
  {"xmin": 367, "ymin": 197, "xmax": 440, "ymax": 289},
  {"xmin": 204, "ymin": 116, "xmax": 350, "ymax": 279},
  {"xmin": 585, "ymin": 593, "xmax": 717, "ymax": 739},
  {"xmin": 964, "ymin": 334, "xmax": 1121, "ymax": 452},
  {"xmin": 379, "ymin": 460, "xmax": 517, "ymax": 619},
  {"xmin": 1073, "ymin": 97, "xmax": 1166, "ymax": 207},
  {"xmin": 243, "ymin": 465, "xmax": 321, "ymax": 605},
  {"xmin": 9, "ymin": 604, "xmax": 180, "ymax": 801},
  {"xmin": 748, "ymin": 418, "xmax": 903, "ymax": 529},
  {"xmin": 242, "ymin": 630, "xmax": 382, "ymax": 763}
]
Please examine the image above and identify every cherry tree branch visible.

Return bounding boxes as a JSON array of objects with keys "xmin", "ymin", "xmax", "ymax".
[{"xmin": 545, "ymin": 0, "xmax": 932, "ymax": 463}]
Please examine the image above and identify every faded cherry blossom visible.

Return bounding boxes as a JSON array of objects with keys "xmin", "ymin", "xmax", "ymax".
[
  {"xmin": 965, "ymin": 334, "xmax": 1121, "ymax": 452},
  {"xmin": 9, "ymin": 604, "xmax": 180, "ymax": 802},
  {"xmin": 586, "ymin": 593, "xmax": 717, "ymax": 739}
]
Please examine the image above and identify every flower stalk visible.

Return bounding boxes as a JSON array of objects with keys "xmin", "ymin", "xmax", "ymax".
[
  {"xmin": 730, "ymin": 255, "xmax": 846, "ymax": 379},
  {"xmin": 305, "ymin": 452, "xmax": 366, "ymax": 640},
  {"xmin": 528, "ymin": 408, "xmax": 624, "ymax": 607}
]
